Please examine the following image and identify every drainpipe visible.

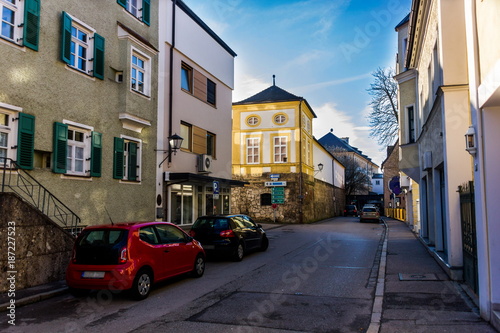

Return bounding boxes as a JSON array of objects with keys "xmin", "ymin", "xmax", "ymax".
[
  {"xmin": 164, "ymin": 0, "xmax": 177, "ymax": 221},
  {"xmin": 299, "ymin": 101, "xmax": 303, "ymax": 223}
]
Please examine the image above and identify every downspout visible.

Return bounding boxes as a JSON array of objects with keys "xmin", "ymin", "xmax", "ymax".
[
  {"xmin": 298, "ymin": 101, "xmax": 303, "ymax": 223},
  {"xmin": 164, "ymin": 0, "xmax": 177, "ymax": 221}
]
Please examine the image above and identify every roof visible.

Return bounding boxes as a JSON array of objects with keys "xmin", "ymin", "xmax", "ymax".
[
  {"xmin": 395, "ymin": 13, "xmax": 410, "ymax": 30},
  {"xmin": 317, "ymin": 132, "xmax": 378, "ymax": 167},
  {"xmin": 233, "ymin": 84, "xmax": 317, "ymax": 118},
  {"xmin": 177, "ymin": 0, "xmax": 237, "ymax": 57}
]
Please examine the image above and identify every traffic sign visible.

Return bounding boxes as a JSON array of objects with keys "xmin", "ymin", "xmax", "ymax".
[
  {"xmin": 213, "ymin": 181, "xmax": 219, "ymax": 194},
  {"xmin": 265, "ymin": 181, "xmax": 287, "ymax": 187}
]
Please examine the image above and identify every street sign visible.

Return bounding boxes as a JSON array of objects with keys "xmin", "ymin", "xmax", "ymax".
[
  {"xmin": 213, "ymin": 181, "xmax": 219, "ymax": 194},
  {"xmin": 271, "ymin": 187, "xmax": 284, "ymax": 194},
  {"xmin": 265, "ymin": 181, "xmax": 287, "ymax": 187}
]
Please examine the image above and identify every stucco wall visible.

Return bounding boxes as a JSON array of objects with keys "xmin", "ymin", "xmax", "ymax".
[{"xmin": 0, "ymin": 193, "xmax": 74, "ymax": 292}]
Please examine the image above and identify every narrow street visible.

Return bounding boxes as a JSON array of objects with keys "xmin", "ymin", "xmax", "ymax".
[{"xmin": 3, "ymin": 217, "xmax": 384, "ymax": 333}]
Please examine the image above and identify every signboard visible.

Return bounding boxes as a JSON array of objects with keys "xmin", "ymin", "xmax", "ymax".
[
  {"xmin": 271, "ymin": 186, "xmax": 285, "ymax": 204},
  {"xmin": 213, "ymin": 181, "xmax": 219, "ymax": 194},
  {"xmin": 265, "ymin": 181, "xmax": 287, "ymax": 187}
]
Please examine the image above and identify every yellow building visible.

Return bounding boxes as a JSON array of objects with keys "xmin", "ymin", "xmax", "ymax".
[{"xmin": 231, "ymin": 81, "xmax": 344, "ymax": 223}]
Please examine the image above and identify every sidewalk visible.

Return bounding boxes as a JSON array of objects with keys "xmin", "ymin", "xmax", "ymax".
[{"xmin": 377, "ymin": 218, "xmax": 497, "ymax": 332}]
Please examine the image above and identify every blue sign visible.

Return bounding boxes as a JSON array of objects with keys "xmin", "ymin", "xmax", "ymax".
[{"xmin": 213, "ymin": 181, "xmax": 219, "ymax": 194}]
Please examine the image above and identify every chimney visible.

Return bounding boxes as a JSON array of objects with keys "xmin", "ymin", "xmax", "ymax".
[{"xmin": 341, "ymin": 137, "xmax": 349, "ymax": 144}]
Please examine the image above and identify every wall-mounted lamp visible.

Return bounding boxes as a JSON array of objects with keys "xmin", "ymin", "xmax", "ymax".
[
  {"xmin": 465, "ymin": 126, "xmax": 476, "ymax": 156},
  {"xmin": 314, "ymin": 163, "xmax": 324, "ymax": 175},
  {"xmin": 157, "ymin": 133, "xmax": 184, "ymax": 168}
]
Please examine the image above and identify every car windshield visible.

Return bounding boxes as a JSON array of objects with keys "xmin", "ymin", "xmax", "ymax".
[{"xmin": 193, "ymin": 218, "xmax": 230, "ymax": 231}]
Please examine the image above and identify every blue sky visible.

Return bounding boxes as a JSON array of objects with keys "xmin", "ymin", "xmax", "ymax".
[{"xmin": 183, "ymin": 0, "xmax": 412, "ymax": 168}]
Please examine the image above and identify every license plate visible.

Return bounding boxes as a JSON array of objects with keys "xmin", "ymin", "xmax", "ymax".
[
  {"xmin": 82, "ymin": 271, "xmax": 105, "ymax": 279},
  {"xmin": 203, "ymin": 245, "xmax": 215, "ymax": 250}
]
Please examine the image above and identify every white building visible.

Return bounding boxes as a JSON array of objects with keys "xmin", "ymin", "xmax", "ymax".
[{"xmin": 156, "ymin": 0, "xmax": 244, "ymax": 225}]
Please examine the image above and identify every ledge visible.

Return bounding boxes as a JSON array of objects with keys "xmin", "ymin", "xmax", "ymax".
[{"xmin": 118, "ymin": 113, "xmax": 151, "ymax": 133}]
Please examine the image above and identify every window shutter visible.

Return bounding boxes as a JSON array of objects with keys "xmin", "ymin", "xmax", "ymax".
[
  {"xmin": 142, "ymin": 0, "xmax": 151, "ymax": 26},
  {"xmin": 61, "ymin": 12, "xmax": 72, "ymax": 64},
  {"xmin": 93, "ymin": 33, "xmax": 105, "ymax": 80},
  {"xmin": 16, "ymin": 113, "xmax": 35, "ymax": 170},
  {"xmin": 117, "ymin": 0, "xmax": 127, "ymax": 9},
  {"xmin": 113, "ymin": 137, "xmax": 124, "ymax": 179},
  {"xmin": 90, "ymin": 132, "xmax": 102, "ymax": 177},
  {"xmin": 23, "ymin": 0, "xmax": 40, "ymax": 51},
  {"xmin": 127, "ymin": 142, "xmax": 137, "ymax": 181},
  {"xmin": 52, "ymin": 122, "xmax": 68, "ymax": 174},
  {"xmin": 207, "ymin": 79, "xmax": 216, "ymax": 105},
  {"xmin": 192, "ymin": 126, "xmax": 207, "ymax": 155}
]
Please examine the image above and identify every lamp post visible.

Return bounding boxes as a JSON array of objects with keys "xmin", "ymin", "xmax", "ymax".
[
  {"xmin": 158, "ymin": 133, "xmax": 183, "ymax": 167},
  {"xmin": 465, "ymin": 126, "xmax": 476, "ymax": 156}
]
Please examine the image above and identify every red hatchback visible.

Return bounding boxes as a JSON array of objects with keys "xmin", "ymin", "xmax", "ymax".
[{"xmin": 66, "ymin": 222, "xmax": 205, "ymax": 300}]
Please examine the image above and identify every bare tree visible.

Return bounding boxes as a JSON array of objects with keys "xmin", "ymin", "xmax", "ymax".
[
  {"xmin": 367, "ymin": 67, "xmax": 399, "ymax": 146},
  {"xmin": 328, "ymin": 147, "xmax": 371, "ymax": 196}
]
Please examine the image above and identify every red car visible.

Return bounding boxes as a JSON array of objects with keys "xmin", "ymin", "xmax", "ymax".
[{"xmin": 66, "ymin": 222, "xmax": 205, "ymax": 300}]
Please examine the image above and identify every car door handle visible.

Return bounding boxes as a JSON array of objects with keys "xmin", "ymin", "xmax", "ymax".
[{"xmin": 164, "ymin": 250, "xmax": 170, "ymax": 253}]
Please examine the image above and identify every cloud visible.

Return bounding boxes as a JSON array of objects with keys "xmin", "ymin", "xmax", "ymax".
[{"xmin": 294, "ymin": 72, "xmax": 372, "ymax": 93}]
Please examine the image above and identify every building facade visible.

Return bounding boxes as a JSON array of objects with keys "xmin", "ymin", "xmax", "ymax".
[
  {"xmin": 156, "ymin": 0, "xmax": 243, "ymax": 225},
  {"xmin": 231, "ymin": 83, "xmax": 344, "ymax": 223},
  {"xmin": 1, "ymin": 0, "xmax": 159, "ymax": 227}
]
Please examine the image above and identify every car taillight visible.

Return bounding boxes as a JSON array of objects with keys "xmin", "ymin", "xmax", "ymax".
[
  {"xmin": 118, "ymin": 247, "xmax": 128, "ymax": 264},
  {"xmin": 220, "ymin": 229, "xmax": 235, "ymax": 238},
  {"xmin": 189, "ymin": 230, "xmax": 196, "ymax": 237}
]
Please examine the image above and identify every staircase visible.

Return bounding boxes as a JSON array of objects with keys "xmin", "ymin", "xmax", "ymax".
[{"xmin": 1, "ymin": 158, "xmax": 81, "ymax": 236}]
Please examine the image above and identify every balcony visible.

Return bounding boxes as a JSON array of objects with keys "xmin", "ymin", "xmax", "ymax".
[{"xmin": 399, "ymin": 142, "xmax": 420, "ymax": 182}]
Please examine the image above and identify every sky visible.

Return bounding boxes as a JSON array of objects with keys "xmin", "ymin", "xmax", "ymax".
[{"xmin": 183, "ymin": 0, "xmax": 412, "ymax": 169}]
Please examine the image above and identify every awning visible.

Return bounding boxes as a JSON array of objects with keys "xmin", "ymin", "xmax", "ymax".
[{"xmin": 165, "ymin": 172, "xmax": 248, "ymax": 187}]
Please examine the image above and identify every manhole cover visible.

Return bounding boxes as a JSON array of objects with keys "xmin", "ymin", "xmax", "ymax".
[{"xmin": 398, "ymin": 273, "xmax": 440, "ymax": 281}]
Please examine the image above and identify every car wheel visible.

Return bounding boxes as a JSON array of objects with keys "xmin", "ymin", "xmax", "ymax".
[
  {"xmin": 259, "ymin": 236, "xmax": 269, "ymax": 252},
  {"xmin": 131, "ymin": 269, "xmax": 152, "ymax": 300},
  {"xmin": 191, "ymin": 254, "xmax": 205, "ymax": 278},
  {"xmin": 68, "ymin": 287, "xmax": 90, "ymax": 297},
  {"xmin": 232, "ymin": 242, "xmax": 244, "ymax": 262}
]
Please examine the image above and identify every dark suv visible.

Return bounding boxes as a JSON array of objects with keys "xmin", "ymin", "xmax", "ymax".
[
  {"xmin": 189, "ymin": 214, "xmax": 269, "ymax": 261},
  {"xmin": 344, "ymin": 205, "xmax": 358, "ymax": 216}
]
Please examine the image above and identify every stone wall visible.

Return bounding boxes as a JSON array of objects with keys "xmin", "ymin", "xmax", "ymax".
[
  {"xmin": 0, "ymin": 193, "xmax": 74, "ymax": 292},
  {"xmin": 231, "ymin": 173, "xmax": 344, "ymax": 224}
]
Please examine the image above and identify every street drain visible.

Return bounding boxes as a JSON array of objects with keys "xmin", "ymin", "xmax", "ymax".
[{"xmin": 398, "ymin": 273, "xmax": 440, "ymax": 281}]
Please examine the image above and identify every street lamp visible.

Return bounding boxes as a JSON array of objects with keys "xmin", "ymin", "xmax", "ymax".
[
  {"xmin": 158, "ymin": 133, "xmax": 184, "ymax": 167},
  {"xmin": 465, "ymin": 126, "xmax": 476, "ymax": 156},
  {"xmin": 314, "ymin": 163, "xmax": 324, "ymax": 175}
]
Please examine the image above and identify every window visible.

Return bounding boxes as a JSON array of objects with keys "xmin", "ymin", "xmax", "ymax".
[
  {"xmin": 180, "ymin": 122, "xmax": 192, "ymax": 151},
  {"xmin": 273, "ymin": 113, "xmax": 287, "ymax": 125},
  {"xmin": 0, "ymin": 107, "xmax": 35, "ymax": 169},
  {"xmin": 131, "ymin": 51, "xmax": 150, "ymax": 95},
  {"xmin": 260, "ymin": 193, "xmax": 272, "ymax": 206},
  {"xmin": 61, "ymin": 12, "xmax": 105, "ymax": 79},
  {"xmin": 1, "ymin": 0, "xmax": 39, "ymax": 51},
  {"xmin": 113, "ymin": 136, "xmax": 141, "ymax": 181},
  {"xmin": 155, "ymin": 224, "xmax": 187, "ymax": 244},
  {"xmin": 274, "ymin": 136, "xmax": 287, "ymax": 163},
  {"xmin": 207, "ymin": 132, "xmax": 215, "ymax": 157},
  {"xmin": 53, "ymin": 122, "xmax": 101, "ymax": 177},
  {"xmin": 117, "ymin": 0, "xmax": 150, "ymax": 26},
  {"xmin": 375, "ymin": 180, "xmax": 380, "ymax": 185},
  {"xmin": 181, "ymin": 63, "xmax": 192, "ymax": 92},
  {"xmin": 247, "ymin": 137, "xmax": 259, "ymax": 164},
  {"xmin": 246, "ymin": 116, "xmax": 260, "ymax": 126},
  {"xmin": 139, "ymin": 226, "xmax": 159, "ymax": 245},
  {"xmin": 407, "ymin": 106, "xmax": 415, "ymax": 143},
  {"xmin": 207, "ymin": 79, "xmax": 216, "ymax": 106}
]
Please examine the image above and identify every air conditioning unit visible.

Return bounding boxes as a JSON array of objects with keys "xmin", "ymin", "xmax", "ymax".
[{"xmin": 198, "ymin": 154, "xmax": 212, "ymax": 172}]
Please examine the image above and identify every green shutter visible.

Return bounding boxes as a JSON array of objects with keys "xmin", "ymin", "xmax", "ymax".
[
  {"xmin": 113, "ymin": 137, "xmax": 124, "ymax": 179},
  {"xmin": 142, "ymin": 0, "xmax": 150, "ymax": 26},
  {"xmin": 52, "ymin": 122, "xmax": 68, "ymax": 174},
  {"xmin": 93, "ymin": 34, "xmax": 105, "ymax": 80},
  {"xmin": 90, "ymin": 132, "xmax": 102, "ymax": 177},
  {"xmin": 127, "ymin": 142, "xmax": 137, "ymax": 181},
  {"xmin": 117, "ymin": 0, "xmax": 127, "ymax": 9},
  {"xmin": 23, "ymin": 0, "xmax": 40, "ymax": 51},
  {"xmin": 61, "ymin": 12, "xmax": 72, "ymax": 64},
  {"xmin": 16, "ymin": 113, "xmax": 35, "ymax": 170}
]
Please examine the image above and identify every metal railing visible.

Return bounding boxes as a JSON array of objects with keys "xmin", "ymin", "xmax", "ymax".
[
  {"xmin": 1, "ymin": 158, "xmax": 80, "ymax": 234},
  {"xmin": 385, "ymin": 208, "xmax": 407, "ymax": 221}
]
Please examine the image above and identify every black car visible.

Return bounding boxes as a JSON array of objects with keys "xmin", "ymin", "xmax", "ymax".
[
  {"xmin": 189, "ymin": 214, "xmax": 269, "ymax": 261},
  {"xmin": 344, "ymin": 205, "xmax": 358, "ymax": 216}
]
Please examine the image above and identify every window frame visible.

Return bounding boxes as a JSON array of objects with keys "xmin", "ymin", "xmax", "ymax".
[
  {"xmin": 181, "ymin": 63, "xmax": 193, "ymax": 93},
  {"xmin": 246, "ymin": 137, "xmax": 260, "ymax": 164},
  {"xmin": 246, "ymin": 115, "xmax": 260, "ymax": 127},
  {"xmin": 407, "ymin": 105, "xmax": 416, "ymax": 143},
  {"xmin": 273, "ymin": 113, "xmax": 288, "ymax": 125},
  {"xmin": 130, "ymin": 48, "xmax": 151, "ymax": 96},
  {"xmin": 0, "ymin": 108, "xmax": 16, "ymax": 165},
  {"xmin": 117, "ymin": 0, "xmax": 150, "ymax": 26},
  {"xmin": 273, "ymin": 136, "xmax": 287, "ymax": 163},
  {"xmin": 207, "ymin": 79, "xmax": 216, "ymax": 106},
  {"xmin": 180, "ymin": 122, "xmax": 192, "ymax": 152},
  {"xmin": 206, "ymin": 132, "xmax": 216, "ymax": 158}
]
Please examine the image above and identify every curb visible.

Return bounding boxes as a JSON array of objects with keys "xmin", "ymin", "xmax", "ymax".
[
  {"xmin": 1, "ymin": 287, "xmax": 68, "ymax": 312},
  {"xmin": 367, "ymin": 218, "xmax": 388, "ymax": 333}
]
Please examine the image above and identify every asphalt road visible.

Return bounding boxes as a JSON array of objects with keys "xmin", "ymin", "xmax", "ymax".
[{"xmin": 2, "ymin": 217, "xmax": 385, "ymax": 333}]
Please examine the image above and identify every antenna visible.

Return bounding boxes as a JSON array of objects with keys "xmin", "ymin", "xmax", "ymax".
[
  {"xmin": 104, "ymin": 207, "xmax": 114, "ymax": 225},
  {"xmin": 273, "ymin": 74, "xmax": 276, "ymax": 86}
]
